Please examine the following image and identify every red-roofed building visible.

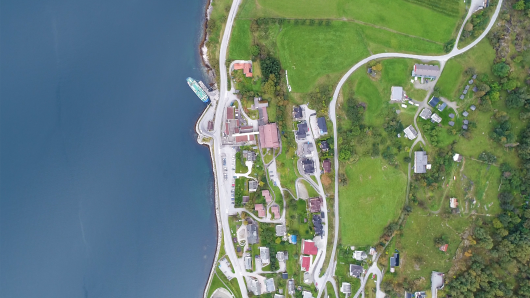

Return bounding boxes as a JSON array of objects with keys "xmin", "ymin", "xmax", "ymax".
[
  {"xmin": 439, "ymin": 244, "xmax": 448, "ymax": 252},
  {"xmin": 309, "ymin": 197, "xmax": 323, "ymax": 213},
  {"xmin": 271, "ymin": 205, "xmax": 280, "ymax": 219},
  {"xmin": 302, "ymin": 240, "xmax": 318, "ymax": 255},
  {"xmin": 262, "ymin": 190, "xmax": 272, "ymax": 203},
  {"xmin": 255, "ymin": 204, "xmax": 266, "ymax": 217},
  {"xmin": 301, "ymin": 255, "xmax": 312, "ymax": 271},
  {"xmin": 234, "ymin": 62, "xmax": 253, "ymax": 77},
  {"xmin": 226, "ymin": 107, "xmax": 235, "ymax": 120},
  {"xmin": 259, "ymin": 123, "xmax": 280, "ymax": 149}
]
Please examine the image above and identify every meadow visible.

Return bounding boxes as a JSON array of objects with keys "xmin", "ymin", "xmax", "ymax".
[
  {"xmin": 339, "ymin": 158, "xmax": 407, "ymax": 246},
  {"xmin": 237, "ymin": 0, "xmax": 464, "ymax": 43}
]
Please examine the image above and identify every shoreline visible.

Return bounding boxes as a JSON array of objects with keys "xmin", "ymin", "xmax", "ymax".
[
  {"xmin": 195, "ymin": 104, "xmax": 222, "ymax": 298},
  {"xmin": 199, "ymin": 0, "xmax": 216, "ymax": 85},
  {"xmin": 198, "ymin": 1, "xmax": 221, "ymax": 297}
]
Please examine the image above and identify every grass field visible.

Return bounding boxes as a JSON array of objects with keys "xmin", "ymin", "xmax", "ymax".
[
  {"xmin": 300, "ymin": 179, "xmax": 319, "ymax": 198},
  {"xmin": 228, "ymin": 20, "xmax": 252, "ymax": 60},
  {"xmin": 339, "ymin": 158, "xmax": 407, "ymax": 245},
  {"xmin": 238, "ymin": 0, "xmax": 463, "ymax": 43},
  {"xmin": 397, "ymin": 209, "xmax": 470, "ymax": 280},
  {"xmin": 436, "ymin": 39, "xmax": 495, "ymax": 99}
]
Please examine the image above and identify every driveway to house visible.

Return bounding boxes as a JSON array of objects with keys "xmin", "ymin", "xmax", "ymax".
[{"xmin": 322, "ymin": 0, "xmax": 503, "ymax": 297}]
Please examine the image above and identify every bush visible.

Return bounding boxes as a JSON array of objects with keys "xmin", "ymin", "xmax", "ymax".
[{"xmin": 492, "ymin": 62, "xmax": 511, "ymax": 78}]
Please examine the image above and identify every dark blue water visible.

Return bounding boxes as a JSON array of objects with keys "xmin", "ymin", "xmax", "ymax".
[{"xmin": 0, "ymin": 0, "xmax": 217, "ymax": 297}]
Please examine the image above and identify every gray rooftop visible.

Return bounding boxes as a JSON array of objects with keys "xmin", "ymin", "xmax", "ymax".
[
  {"xmin": 448, "ymin": 121, "xmax": 455, "ymax": 126},
  {"xmin": 414, "ymin": 151, "xmax": 428, "ymax": 174},
  {"xmin": 413, "ymin": 64, "xmax": 440, "ymax": 77},
  {"xmin": 350, "ymin": 264, "xmax": 363, "ymax": 278},
  {"xmin": 391, "ymin": 86, "xmax": 404, "ymax": 101},
  {"xmin": 419, "ymin": 108, "xmax": 432, "ymax": 120},
  {"xmin": 265, "ymin": 278, "xmax": 276, "ymax": 292},
  {"xmin": 247, "ymin": 224, "xmax": 259, "ymax": 244}
]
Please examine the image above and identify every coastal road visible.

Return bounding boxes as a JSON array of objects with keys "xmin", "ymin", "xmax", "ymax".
[
  {"xmin": 323, "ymin": 0, "xmax": 503, "ymax": 297},
  {"xmin": 210, "ymin": 0, "xmax": 247, "ymax": 296}
]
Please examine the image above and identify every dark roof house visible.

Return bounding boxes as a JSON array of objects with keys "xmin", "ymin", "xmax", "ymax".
[
  {"xmin": 320, "ymin": 140, "xmax": 330, "ymax": 152},
  {"xmin": 428, "ymin": 97, "xmax": 440, "ymax": 108},
  {"xmin": 296, "ymin": 122, "xmax": 308, "ymax": 140},
  {"xmin": 317, "ymin": 117, "xmax": 328, "ymax": 135},
  {"xmin": 302, "ymin": 158, "xmax": 315, "ymax": 174},
  {"xmin": 293, "ymin": 106, "xmax": 304, "ymax": 120},
  {"xmin": 309, "ymin": 197, "xmax": 323, "ymax": 213},
  {"xmin": 349, "ymin": 264, "xmax": 363, "ymax": 278}
]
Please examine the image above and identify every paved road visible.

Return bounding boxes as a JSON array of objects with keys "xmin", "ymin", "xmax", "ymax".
[{"xmin": 324, "ymin": 1, "xmax": 503, "ymax": 297}]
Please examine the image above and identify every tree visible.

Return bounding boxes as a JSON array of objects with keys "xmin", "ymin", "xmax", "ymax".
[
  {"xmin": 444, "ymin": 39, "xmax": 455, "ymax": 53},
  {"xmin": 251, "ymin": 45, "xmax": 260, "ymax": 57},
  {"xmin": 492, "ymin": 62, "xmax": 511, "ymax": 78},
  {"xmin": 504, "ymin": 79, "xmax": 517, "ymax": 91},
  {"xmin": 404, "ymin": 156, "xmax": 412, "ymax": 163},
  {"xmin": 464, "ymin": 22, "xmax": 474, "ymax": 31},
  {"xmin": 261, "ymin": 56, "xmax": 281, "ymax": 82},
  {"xmin": 506, "ymin": 93, "xmax": 525, "ymax": 108},
  {"xmin": 514, "ymin": 0, "xmax": 525, "ymax": 10}
]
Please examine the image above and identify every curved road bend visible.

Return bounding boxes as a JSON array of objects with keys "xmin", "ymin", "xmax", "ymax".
[{"xmin": 324, "ymin": 1, "xmax": 503, "ymax": 297}]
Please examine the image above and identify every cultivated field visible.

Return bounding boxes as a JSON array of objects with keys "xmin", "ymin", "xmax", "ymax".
[{"xmin": 339, "ymin": 158, "xmax": 407, "ymax": 246}]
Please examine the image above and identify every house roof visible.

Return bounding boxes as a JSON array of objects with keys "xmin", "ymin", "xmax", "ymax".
[
  {"xmin": 265, "ymin": 278, "xmax": 275, "ymax": 292},
  {"xmin": 404, "ymin": 125, "xmax": 418, "ymax": 140},
  {"xmin": 242, "ymin": 196, "xmax": 250, "ymax": 204},
  {"xmin": 301, "ymin": 256, "xmax": 311, "ymax": 271},
  {"xmin": 313, "ymin": 214, "xmax": 323, "ymax": 236},
  {"xmin": 414, "ymin": 151, "xmax": 428, "ymax": 174},
  {"xmin": 391, "ymin": 86, "xmax": 404, "ymax": 101},
  {"xmin": 463, "ymin": 111, "xmax": 469, "ymax": 117},
  {"xmin": 260, "ymin": 247, "xmax": 270, "ymax": 262},
  {"xmin": 302, "ymin": 240, "xmax": 318, "ymax": 255},
  {"xmin": 341, "ymin": 282, "xmax": 352, "ymax": 294},
  {"xmin": 317, "ymin": 117, "xmax": 328, "ymax": 134},
  {"xmin": 293, "ymin": 106, "xmax": 303, "ymax": 119},
  {"xmin": 271, "ymin": 205, "xmax": 280, "ymax": 219},
  {"xmin": 428, "ymin": 97, "xmax": 440, "ymax": 108},
  {"xmin": 302, "ymin": 158, "xmax": 315, "ymax": 174},
  {"xmin": 323, "ymin": 159, "xmax": 332, "ymax": 173},
  {"xmin": 349, "ymin": 264, "xmax": 363, "ymax": 278},
  {"xmin": 245, "ymin": 256, "xmax": 252, "ymax": 270},
  {"xmin": 463, "ymin": 120, "xmax": 469, "ymax": 124},
  {"xmin": 448, "ymin": 121, "xmax": 455, "ymax": 126},
  {"xmin": 262, "ymin": 190, "xmax": 272, "ymax": 203},
  {"xmin": 437, "ymin": 102, "xmax": 447, "ymax": 112},
  {"xmin": 470, "ymin": 105, "xmax": 476, "ymax": 111},
  {"xmin": 259, "ymin": 123, "xmax": 280, "ymax": 148},
  {"xmin": 276, "ymin": 225, "xmax": 286, "ymax": 236},
  {"xmin": 320, "ymin": 141, "xmax": 330, "ymax": 150},
  {"xmin": 234, "ymin": 62, "xmax": 252, "ymax": 77},
  {"xmin": 413, "ymin": 64, "xmax": 440, "ymax": 77},
  {"xmin": 420, "ymin": 108, "xmax": 432, "ymax": 120},
  {"xmin": 255, "ymin": 204, "xmax": 266, "ymax": 217},
  {"xmin": 463, "ymin": 124, "xmax": 468, "ymax": 130},
  {"xmin": 449, "ymin": 113, "xmax": 455, "ymax": 118},
  {"xmin": 431, "ymin": 113, "xmax": 442, "ymax": 123},
  {"xmin": 226, "ymin": 107, "xmax": 235, "ymax": 120},
  {"xmin": 439, "ymin": 244, "xmax": 449, "ymax": 252},
  {"xmin": 296, "ymin": 122, "xmax": 308, "ymax": 139},
  {"xmin": 309, "ymin": 197, "xmax": 323, "ymax": 213},
  {"xmin": 247, "ymin": 224, "xmax": 258, "ymax": 244},
  {"xmin": 390, "ymin": 256, "xmax": 397, "ymax": 267}
]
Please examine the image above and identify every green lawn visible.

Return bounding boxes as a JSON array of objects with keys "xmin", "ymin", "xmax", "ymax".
[
  {"xmin": 228, "ymin": 20, "xmax": 252, "ymax": 60},
  {"xmin": 239, "ymin": 0, "xmax": 464, "ymax": 43},
  {"xmin": 436, "ymin": 39, "xmax": 496, "ymax": 100},
  {"xmin": 275, "ymin": 143, "xmax": 299, "ymax": 193},
  {"xmin": 339, "ymin": 158, "xmax": 407, "ymax": 245},
  {"xmin": 277, "ymin": 22, "xmax": 370, "ymax": 92}
]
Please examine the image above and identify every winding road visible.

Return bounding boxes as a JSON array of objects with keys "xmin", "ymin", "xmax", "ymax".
[{"xmin": 326, "ymin": 0, "xmax": 503, "ymax": 297}]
